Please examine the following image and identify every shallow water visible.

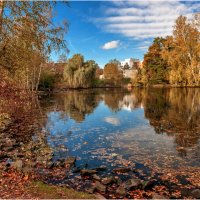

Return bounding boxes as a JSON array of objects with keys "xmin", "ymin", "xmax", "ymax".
[{"xmin": 40, "ymin": 88, "xmax": 200, "ymax": 182}]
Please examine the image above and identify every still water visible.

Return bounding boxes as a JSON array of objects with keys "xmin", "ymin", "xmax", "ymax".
[{"xmin": 40, "ymin": 88, "xmax": 200, "ymax": 183}]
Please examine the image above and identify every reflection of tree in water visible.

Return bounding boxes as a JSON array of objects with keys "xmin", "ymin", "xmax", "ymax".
[
  {"xmin": 39, "ymin": 88, "xmax": 200, "ymax": 151},
  {"xmin": 103, "ymin": 89, "xmax": 130, "ymax": 111},
  {"xmin": 142, "ymin": 88, "xmax": 200, "ymax": 149},
  {"xmin": 122, "ymin": 88, "xmax": 144, "ymax": 110},
  {"xmin": 63, "ymin": 90, "xmax": 101, "ymax": 122}
]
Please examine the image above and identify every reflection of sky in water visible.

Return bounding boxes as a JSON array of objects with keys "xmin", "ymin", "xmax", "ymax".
[
  {"xmin": 45, "ymin": 94, "xmax": 200, "ymax": 170},
  {"xmin": 46, "ymin": 101, "xmax": 149, "ymax": 167}
]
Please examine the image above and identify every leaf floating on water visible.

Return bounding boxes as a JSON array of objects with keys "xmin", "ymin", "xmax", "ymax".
[
  {"xmin": 83, "ymin": 142, "xmax": 88, "ymax": 145},
  {"xmin": 111, "ymin": 153, "xmax": 118, "ymax": 157}
]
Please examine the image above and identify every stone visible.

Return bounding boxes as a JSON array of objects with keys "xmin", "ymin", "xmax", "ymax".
[
  {"xmin": 191, "ymin": 189, "xmax": 200, "ymax": 199},
  {"xmin": 101, "ymin": 176, "xmax": 115, "ymax": 185},
  {"xmin": 85, "ymin": 186, "xmax": 95, "ymax": 194},
  {"xmin": 11, "ymin": 160, "xmax": 23, "ymax": 171},
  {"xmin": 65, "ymin": 157, "xmax": 76, "ymax": 166},
  {"xmin": 152, "ymin": 193, "xmax": 167, "ymax": 199},
  {"xmin": 124, "ymin": 178, "xmax": 142, "ymax": 190},
  {"xmin": 80, "ymin": 169, "xmax": 97, "ymax": 176},
  {"xmin": 116, "ymin": 185, "xmax": 126, "ymax": 197},
  {"xmin": 73, "ymin": 167, "xmax": 82, "ymax": 173},
  {"xmin": 113, "ymin": 167, "xmax": 131, "ymax": 173},
  {"xmin": 95, "ymin": 181, "xmax": 106, "ymax": 193},
  {"xmin": 115, "ymin": 176, "xmax": 122, "ymax": 185},
  {"xmin": 92, "ymin": 174, "xmax": 101, "ymax": 181},
  {"xmin": 94, "ymin": 165, "xmax": 107, "ymax": 171},
  {"xmin": 142, "ymin": 180, "xmax": 156, "ymax": 190}
]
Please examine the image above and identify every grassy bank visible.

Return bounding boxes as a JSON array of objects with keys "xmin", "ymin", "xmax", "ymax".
[{"xmin": 26, "ymin": 181, "xmax": 95, "ymax": 199}]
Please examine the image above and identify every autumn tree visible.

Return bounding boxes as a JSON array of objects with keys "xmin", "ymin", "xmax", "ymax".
[
  {"xmin": 0, "ymin": 1, "xmax": 68, "ymax": 90},
  {"xmin": 109, "ymin": 59, "xmax": 121, "ymax": 67},
  {"xmin": 58, "ymin": 53, "xmax": 68, "ymax": 63},
  {"xmin": 142, "ymin": 37, "xmax": 169, "ymax": 85},
  {"xmin": 63, "ymin": 54, "xmax": 98, "ymax": 88},
  {"xmin": 104, "ymin": 62, "xmax": 123, "ymax": 85},
  {"xmin": 162, "ymin": 15, "xmax": 200, "ymax": 86},
  {"xmin": 95, "ymin": 67, "xmax": 103, "ymax": 79}
]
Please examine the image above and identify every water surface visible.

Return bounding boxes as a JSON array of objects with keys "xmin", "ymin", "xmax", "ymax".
[{"xmin": 40, "ymin": 88, "xmax": 200, "ymax": 184}]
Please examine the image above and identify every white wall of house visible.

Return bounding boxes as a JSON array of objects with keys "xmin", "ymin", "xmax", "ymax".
[
  {"xmin": 123, "ymin": 69, "xmax": 138, "ymax": 79},
  {"xmin": 121, "ymin": 58, "xmax": 133, "ymax": 68},
  {"xmin": 99, "ymin": 74, "xmax": 104, "ymax": 79},
  {"xmin": 120, "ymin": 58, "xmax": 141, "ymax": 69}
]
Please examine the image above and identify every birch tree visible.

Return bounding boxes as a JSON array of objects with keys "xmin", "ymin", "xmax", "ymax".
[
  {"xmin": 162, "ymin": 15, "xmax": 200, "ymax": 86},
  {"xmin": 0, "ymin": 1, "xmax": 68, "ymax": 90}
]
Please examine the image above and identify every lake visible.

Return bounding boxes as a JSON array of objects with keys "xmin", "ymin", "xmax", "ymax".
[{"xmin": 39, "ymin": 88, "xmax": 200, "ymax": 198}]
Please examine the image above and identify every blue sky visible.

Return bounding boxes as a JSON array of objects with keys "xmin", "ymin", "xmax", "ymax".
[{"xmin": 53, "ymin": 1, "xmax": 200, "ymax": 67}]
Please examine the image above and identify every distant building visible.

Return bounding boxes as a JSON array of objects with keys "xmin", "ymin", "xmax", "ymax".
[
  {"xmin": 99, "ymin": 74, "xmax": 104, "ymax": 80},
  {"xmin": 121, "ymin": 58, "xmax": 133, "ymax": 68},
  {"xmin": 123, "ymin": 69, "xmax": 138, "ymax": 79},
  {"xmin": 120, "ymin": 58, "xmax": 141, "ymax": 69},
  {"xmin": 120, "ymin": 58, "xmax": 142, "ymax": 79}
]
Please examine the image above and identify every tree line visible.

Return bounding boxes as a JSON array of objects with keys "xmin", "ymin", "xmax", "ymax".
[
  {"xmin": 1, "ymin": 1, "xmax": 199, "ymax": 90},
  {"xmin": 136, "ymin": 14, "xmax": 200, "ymax": 87},
  {"xmin": 64, "ymin": 14, "xmax": 200, "ymax": 89}
]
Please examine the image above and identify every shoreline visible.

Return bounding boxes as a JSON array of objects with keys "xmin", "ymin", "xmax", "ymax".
[{"xmin": 37, "ymin": 84, "xmax": 200, "ymax": 94}]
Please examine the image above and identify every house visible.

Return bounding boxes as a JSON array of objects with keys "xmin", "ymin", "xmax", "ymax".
[
  {"xmin": 120, "ymin": 58, "xmax": 142, "ymax": 69},
  {"xmin": 123, "ymin": 69, "xmax": 138, "ymax": 79},
  {"xmin": 120, "ymin": 58, "xmax": 142, "ymax": 79}
]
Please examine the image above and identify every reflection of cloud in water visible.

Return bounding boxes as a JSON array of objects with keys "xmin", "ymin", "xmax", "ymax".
[
  {"xmin": 104, "ymin": 117, "xmax": 120, "ymax": 126},
  {"xmin": 121, "ymin": 105, "xmax": 132, "ymax": 112},
  {"xmin": 118, "ymin": 94, "xmax": 143, "ymax": 111}
]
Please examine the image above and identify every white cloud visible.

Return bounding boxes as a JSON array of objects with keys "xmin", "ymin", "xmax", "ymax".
[
  {"xmin": 138, "ymin": 45, "xmax": 149, "ymax": 52},
  {"xmin": 101, "ymin": 40, "xmax": 120, "ymax": 50},
  {"xmin": 104, "ymin": 117, "xmax": 120, "ymax": 126},
  {"xmin": 93, "ymin": 1, "xmax": 200, "ymax": 39}
]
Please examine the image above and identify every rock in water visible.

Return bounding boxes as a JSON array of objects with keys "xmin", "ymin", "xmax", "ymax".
[
  {"xmin": 191, "ymin": 189, "xmax": 200, "ymax": 199},
  {"xmin": 95, "ymin": 181, "xmax": 106, "ymax": 193},
  {"xmin": 101, "ymin": 176, "xmax": 115, "ymax": 185},
  {"xmin": 80, "ymin": 169, "xmax": 97, "ymax": 176},
  {"xmin": 142, "ymin": 180, "xmax": 156, "ymax": 190},
  {"xmin": 92, "ymin": 174, "xmax": 101, "ymax": 181},
  {"xmin": 113, "ymin": 167, "xmax": 131, "ymax": 173},
  {"xmin": 94, "ymin": 165, "xmax": 107, "ymax": 171},
  {"xmin": 65, "ymin": 157, "xmax": 76, "ymax": 167},
  {"xmin": 124, "ymin": 178, "xmax": 142, "ymax": 190},
  {"xmin": 116, "ymin": 185, "xmax": 126, "ymax": 197}
]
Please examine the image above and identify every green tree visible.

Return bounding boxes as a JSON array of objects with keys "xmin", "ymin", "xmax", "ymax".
[
  {"xmin": 39, "ymin": 71, "xmax": 55, "ymax": 91},
  {"xmin": 63, "ymin": 54, "xmax": 97, "ymax": 88},
  {"xmin": 123, "ymin": 63, "xmax": 130, "ymax": 70},
  {"xmin": 109, "ymin": 59, "xmax": 121, "ymax": 67},
  {"xmin": 142, "ymin": 37, "xmax": 169, "ymax": 85}
]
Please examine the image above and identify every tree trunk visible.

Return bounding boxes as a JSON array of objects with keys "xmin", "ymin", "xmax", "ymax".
[
  {"xmin": 0, "ymin": 0, "xmax": 4, "ymax": 34},
  {"xmin": 35, "ymin": 63, "xmax": 42, "ymax": 91}
]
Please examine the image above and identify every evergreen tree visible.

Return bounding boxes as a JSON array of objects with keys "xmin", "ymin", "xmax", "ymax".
[{"xmin": 143, "ymin": 37, "xmax": 169, "ymax": 85}]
